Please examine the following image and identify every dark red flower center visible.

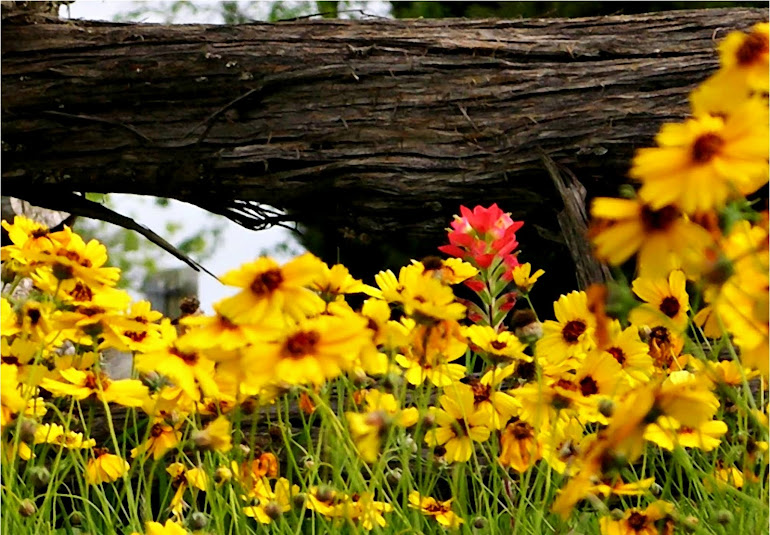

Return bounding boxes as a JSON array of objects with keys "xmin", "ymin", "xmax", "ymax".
[
  {"xmin": 641, "ymin": 205, "xmax": 680, "ymax": 232},
  {"xmin": 284, "ymin": 330, "xmax": 320, "ymax": 358},
  {"xmin": 561, "ymin": 320, "xmax": 586, "ymax": 343},
  {"xmin": 692, "ymin": 132, "xmax": 724, "ymax": 164},
  {"xmin": 511, "ymin": 421, "xmax": 533, "ymax": 440},
  {"xmin": 250, "ymin": 269, "xmax": 283, "ymax": 296},
  {"xmin": 125, "ymin": 331, "xmax": 148, "ymax": 342},
  {"xmin": 628, "ymin": 511, "xmax": 648, "ymax": 530},
  {"xmin": 469, "ymin": 380, "xmax": 491, "ymax": 403},
  {"xmin": 659, "ymin": 296, "xmax": 681, "ymax": 318},
  {"xmin": 737, "ymin": 31, "xmax": 769, "ymax": 65},
  {"xmin": 70, "ymin": 282, "xmax": 93, "ymax": 302},
  {"xmin": 170, "ymin": 347, "xmax": 199, "ymax": 365},
  {"xmin": 490, "ymin": 340, "xmax": 507, "ymax": 350},
  {"xmin": 579, "ymin": 376, "xmax": 599, "ymax": 396},
  {"xmin": 607, "ymin": 347, "xmax": 626, "ymax": 365}
]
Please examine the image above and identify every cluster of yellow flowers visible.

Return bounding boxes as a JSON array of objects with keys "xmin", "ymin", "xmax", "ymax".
[{"xmin": 0, "ymin": 22, "xmax": 767, "ymax": 535}]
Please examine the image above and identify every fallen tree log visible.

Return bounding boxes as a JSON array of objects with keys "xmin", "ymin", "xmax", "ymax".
[{"xmin": 2, "ymin": 8, "xmax": 766, "ymax": 304}]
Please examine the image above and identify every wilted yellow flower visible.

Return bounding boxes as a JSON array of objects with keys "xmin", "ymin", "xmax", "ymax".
[
  {"xmin": 86, "ymin": 448, "xmax": 129, "ymax": 485},
  {"xmin": 499, "ymin": 420, "xmax": 541, "ymax": 472},
  {"xmin": 131, "ymin": 420, "xmax": 182, "ymax": 460}
]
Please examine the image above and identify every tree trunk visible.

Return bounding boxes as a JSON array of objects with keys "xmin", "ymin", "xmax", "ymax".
[{"xmin": 2, "ymin": 8, "xmax": 766, "ymax": 302}]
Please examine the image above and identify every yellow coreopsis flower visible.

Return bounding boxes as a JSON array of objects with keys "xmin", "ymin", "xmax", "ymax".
[
  {"xmin": 413, "ymin": 256, "xmax": 478, "ymax": 285},
  {"xmin": 130, "ymin": 419, "xmax": 182, "ymax": 460},
  {"xmin": 311, "ymin": 262, "xmax": 367, "ymax": 301},
  {"xmin": 537, "ymin": 291, "xmax": 596, "ymax": 365},
  {"xmin": 426, "ymin": 387, "xmax": 491, "ymax": 463},
  {"xmin": 345, "ymin": 411, "xmax": 386, "ymax": 464},
  {"xmin": 1, "ymin": 364, "xmax": 27, "ymax": 428},
  {"xmin": 644, "ymin": 416, "xmax": 727, "ymax": 452},
  {"xmin": 192, "ymin": 415, "xmax": 232, "ymax": 453},
  {"xmin": 463, "ymin": 325, "xmax": 530, "ymax": 362},
  {"xmin": 395, "ymin": 319, "xmax": 467, "ymax": 387},
  {"xmin": 243, "ymin": 477, "xmax": 299, "ymax": 524},
  {"xmin": 598, "ymin": 320, "xmax": 654, "ymax": 386},
  {"xmin": 135, "ymin": 339, "xmax": 219, "ymax": 402},
  {"xmin": 589, "ymin": 197, "xmax": 713, "ymax": 277},
  {"xmin": 458, "ymin": 368, "xmax": 519, "ymax": 430},
  {"xmin": 337, "ymin": 491, "xmax": 393, "ymax": 531},
  {"xmin": 26, "ymin": 226, "xmax": 121, "ymax": 289},
  {"xmin": 358, "ymin": 389, "xmax": 419, "ymax": 427},
  {"xmin": 499, "ymin": 420, "xmax": 541, "ymax": 472},
  {"xmin": 716, "ymin": 22, "xmax": 769, "ymax": 93},
  {"xmin": 131, "ymin": 520, "xmax": 189, "ymax": 535},
  {"xmin": 408, "ymin": 491, "xmax": 463, "ymax": 528},
  {"xmin": 632, "ymin": 99, "xmax": 769, "ymax": 214},
  {"xmin": 655, "ymin": 371, "xmax": 720, "ymax": 429},
  {"xmin": 217, "ymin": 253, "xmax": 326, "ymax": 325},
  {"xmin": 40, "ymin": 368, "xmax": 149, "ymax": 408},
  {"xmin": 86, "ymin": 448, "xmax": 129, "ymax": 485},
  {"xmin": 243, "ymin": 312, "xmax": 373, "ymax": 387},
  {"xmin": 629, "ymin": 270, "xmax": 690, "ymax": 332},
  {"xmin": 34, "ymin": 423, "xmax": 96, "ymax": 450},
  {"xmin": 599, "ymin": 501, "xmax": 674, "ymax": 535},
  {"xmin": 509, "ymin": 262, "xmax": 545, "ymax": 294},
  {"xmin": 398, "ymin": 267, "xmax": 466, "ymax": 322},
  {"xmin": 1, "ymin": 298, "xmax": 19, "ymax": 337},
  {"xmin": 166, "ymin": 462, "xmax": 209, "ymax": 518}
]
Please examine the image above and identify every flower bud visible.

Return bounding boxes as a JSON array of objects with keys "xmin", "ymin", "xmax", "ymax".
[
  {"xmin": 385, "ymin": 468, "xmax": 402, "ymax": 486},
  {"xmin": 316, "ymin": 485, "xmax": 334, "ymax": 503},
  {"xmin": 213, "ymin": 466, "xmax": 233, "ymax": 485},
  {"xmin": 69, "ymin": 511, "xmax": 84, "ymax": 526},
  {"xmin": 19, "ymin": 419, "xmax": 38, "ymax": 443},
  {"xmin": 472, "ymin": 517, "xmax": 488, "ymax": 530},
  {"xmin": 19, "ymin": 499, "xmax": 36, "ymax": 517},
  {"xmin": 598, "ymin": 399, "xmax": 614, "ymax": 418},
  {"xmin": 190, "ymin": 511, "xmax": 209, "ymax": 530},
  {"xmin": 292, "ymin": 493, "xmax": 307, "ymax": 509},
  {"xmin": 715, "ymin": 510, "xmax": 733, "ymax": 525},
  {"xmin": 263, "ymin": 501, "xmax": 283, "ymax": 520},
  {"xmin": 28, "ymin": 466, "xmax": 51, "ymax": 488},
  {"xmin": 610, "ymin": 508, "xmax": 624, "ymax": 520},
  {"xmin": 681, "ymin": 515, "xmax": 699, "ymax": 532},
  {"xmin": 511, "ymin": 309, "xmax": 542, "ymax": 343}
]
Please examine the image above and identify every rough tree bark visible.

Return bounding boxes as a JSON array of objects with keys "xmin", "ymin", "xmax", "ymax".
[{"xmin": 2, "ymin": 8, "xmax": 766, "ymax": 301}]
